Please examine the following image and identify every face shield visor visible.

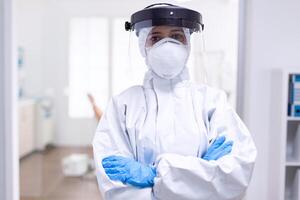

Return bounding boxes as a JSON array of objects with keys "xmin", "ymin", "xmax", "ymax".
[{"xmin": 125, "ymin": 3, "xmax": 207, "ymax": 82}]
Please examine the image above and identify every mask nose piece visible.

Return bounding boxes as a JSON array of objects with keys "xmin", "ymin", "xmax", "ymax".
[{"xmin": 164, "ymin": 39, "xmax": 181, "ymax": 45}]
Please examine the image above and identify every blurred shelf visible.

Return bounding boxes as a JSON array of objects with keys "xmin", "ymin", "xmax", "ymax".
[
  {"xmin": 287, "ymin": 116, "xmax": 300, "ymax": 121},
  {"xmin": 286, "ymin": 161, "xmax": 300, "ymax": 167}
]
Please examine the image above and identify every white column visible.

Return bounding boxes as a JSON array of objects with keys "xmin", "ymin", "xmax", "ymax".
[
  {"xmin": 236, "ymin": 0, "xmax": 247, "ymax": 118},
  {"xmin": 0, "ymin": 0, "xmax": 19, "ymax": 199}
]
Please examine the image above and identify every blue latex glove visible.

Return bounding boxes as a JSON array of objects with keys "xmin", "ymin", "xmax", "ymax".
[
  {"xmin": 102, "ymin": 155, "xmax": 156, "ymax": 188},
  {"xmin": 202, "ymin": 135, "xmax": 233, "ymax": 161}
]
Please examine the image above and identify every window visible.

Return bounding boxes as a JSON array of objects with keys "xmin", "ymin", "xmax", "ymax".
[
  {"xmin": 111, "ymin": 18, "xmax": 146, "ymax": 96},
  {"xmin": 68, "ymin": 18, "xmax": 109, "ymax": 118}
]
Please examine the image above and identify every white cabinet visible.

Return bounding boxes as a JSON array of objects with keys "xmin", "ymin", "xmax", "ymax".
[
  {"xmin": 269, "ymin": 70, "xmax": 300, "ymax": 200},
  {"xmin": 19, "ymin": 99, "xmax": 36, "ymax": 157},
  {"xmin": 19, "ymin": 98, "xmax": 54, "ymax": 157},
  {"xmin": 35, "ymin": 99, "xmax": 54, "ymax": 150}
]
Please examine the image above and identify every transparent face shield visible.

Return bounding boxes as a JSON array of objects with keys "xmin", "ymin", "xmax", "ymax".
[{"xmin": 127, "ymin": 24, "xmax": 207, "ymax": 83}]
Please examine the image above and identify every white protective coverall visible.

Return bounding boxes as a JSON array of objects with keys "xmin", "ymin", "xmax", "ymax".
[{"xmin": 93, "ymin": 67, "xmax": 257, "ymax": 200}]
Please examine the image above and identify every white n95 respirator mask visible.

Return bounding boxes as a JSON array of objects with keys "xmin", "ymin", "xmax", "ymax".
[{"xmin": 145, "ymin": 38, "xmax": 190, "ymax": 80}]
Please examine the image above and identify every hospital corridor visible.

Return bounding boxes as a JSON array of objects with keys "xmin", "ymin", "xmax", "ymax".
[{"xmin": 1, "ymin": 0, "xmax": 300, "ymax": 200}]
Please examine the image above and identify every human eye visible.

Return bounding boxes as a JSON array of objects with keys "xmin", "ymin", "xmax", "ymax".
[
  {"xmin": 171, "ymin": 33, "xmax": 186, "ymax": 44},
  {"xmin": 150, "ymin": 35, "xmax": 162, "ymax": 43},
  {"xmin": 146, "ymin": 35, "xmax": 163, "ymax": 47}
]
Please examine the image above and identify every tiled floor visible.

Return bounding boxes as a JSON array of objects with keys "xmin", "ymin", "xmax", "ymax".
[{"xmin": 20, "ymin": 146, "xmax": 102, "ymax": 200}]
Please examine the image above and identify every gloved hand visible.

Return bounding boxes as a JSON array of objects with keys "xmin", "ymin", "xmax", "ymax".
[
  {"xmin": 202, "ymin": 135, "xmax": 233, "ymax": 161},
  {"xmin": 102, "ymin": 155, "xmax": 156, "ymax": 188}
]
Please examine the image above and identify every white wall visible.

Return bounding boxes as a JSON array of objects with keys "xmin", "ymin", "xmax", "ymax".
[
  {"xmin": 16, "ymin": 0, "xmax": 45, "ymax": 97},
  {"xmin": 243, "ymin": 0, "xmax": 300, "ymax": 199},
  {"xmin": 17, "ymin": 0, "xmax": 238, "ymax": 146}
]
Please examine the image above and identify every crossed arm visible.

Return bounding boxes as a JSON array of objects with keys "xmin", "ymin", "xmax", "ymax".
[{"xmin": 101, "ymin": 135, "xmax": 233, "ymax": 188}]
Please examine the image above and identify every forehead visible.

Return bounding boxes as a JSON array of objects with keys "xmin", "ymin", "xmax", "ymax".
[{"xmin": 149, "ymin": 26, "xmax": 184, "ymax": 34}]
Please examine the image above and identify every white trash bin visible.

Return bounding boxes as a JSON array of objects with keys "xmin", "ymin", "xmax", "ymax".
[{"xmin": 62, "ymin": 154, "xmax": 89, "ymax": 177}]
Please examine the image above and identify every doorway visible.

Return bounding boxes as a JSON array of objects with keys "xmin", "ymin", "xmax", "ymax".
[{"xmin": 1, "ymin": 0, "xmax": 245, "ymax": 199}]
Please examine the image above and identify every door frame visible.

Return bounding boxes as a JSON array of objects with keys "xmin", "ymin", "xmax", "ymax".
[
  {"xmin": 0, "ymin": 0, "xmax": 19, "ymax": 199},
  {"xmin": 236, "ymin": 0, "xmax": 247, "ymax": 118}
]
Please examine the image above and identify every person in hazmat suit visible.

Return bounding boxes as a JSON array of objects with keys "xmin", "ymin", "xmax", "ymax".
[{"xmin": 93, "ymin": 3, "xmax": 257, "ymax": 200}]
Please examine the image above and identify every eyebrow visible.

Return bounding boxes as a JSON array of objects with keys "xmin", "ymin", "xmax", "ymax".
[
  {"xmin": 149, "ymin": 31, "xmax": 162, "ymax": 35},
  {"xmin": 149, "ymin": 29, "xmax": 184, "ymax": 35},
  {"xmin": 170, "ymin": 29, "xmax": 184, "ymax": 33}
]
